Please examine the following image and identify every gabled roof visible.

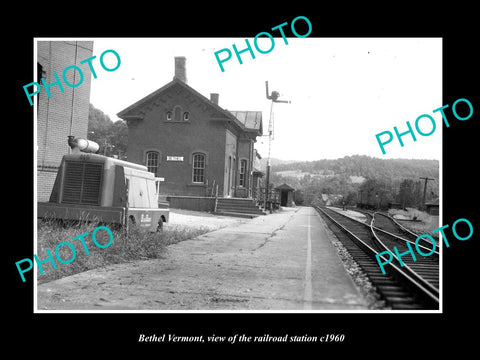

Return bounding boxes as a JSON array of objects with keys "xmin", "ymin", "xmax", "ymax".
[
  {"xmin": 117, "ymin": 79, "xmax": 263, "ymax": 137},
  {"xmin": 275, "ymin": 183, "xmax": 295, "ymax": 191},
  {"xmin": 117, "ymin": 78, "xmax": 231, "ymax": 121}
]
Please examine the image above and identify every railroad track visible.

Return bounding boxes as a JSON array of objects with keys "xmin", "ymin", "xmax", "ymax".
[
  {"xmin": 315, "ymin": 206, "xmax": 439, "ymax": 310},
  {"xmin": 373, "ymin": 212, "xmax": 419, "ymax": 241},
  {"xmin": 371, "ymin": 212, "xmax": 439, "ymax": 290}
]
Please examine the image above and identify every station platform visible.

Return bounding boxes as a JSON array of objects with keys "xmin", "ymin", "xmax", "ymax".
[{"xmin": 37, "ymin": 206, "xmax": 367, "ymax": 311}]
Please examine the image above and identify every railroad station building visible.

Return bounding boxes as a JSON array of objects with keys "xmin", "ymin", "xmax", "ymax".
[{"xmin": 117, "ymin": 57, "xmax": 263, "ymax": 201}]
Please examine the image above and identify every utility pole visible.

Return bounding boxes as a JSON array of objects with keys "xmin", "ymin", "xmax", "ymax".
[{"xmin": 420, "ymin": 177, "xmax": 435, "ymax": 211}]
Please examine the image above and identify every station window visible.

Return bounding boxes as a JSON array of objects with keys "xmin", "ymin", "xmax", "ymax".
[
  {"xmin": 166, "ymin": 111, "xmax": 172, "ymax": 121},
  {"xmin": 192, "ymin": 153, "xmax": 206, "ymax": 183},
  {"xmin": 239, "ymin": 159, "xmax": 247, "ymax": 187},
  {"xmin": 146, "ymin": 151, "xmax": 160, "ymax": 174},
  {"xmin": 183, "ymin": 112, "xmax": 190, "ymax": 121}
]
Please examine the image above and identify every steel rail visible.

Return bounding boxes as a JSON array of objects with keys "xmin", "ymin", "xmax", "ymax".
[
  {"xmin": 370, "ymin": 212, "xmax": 439, "ymax": 299},
  {"xmin": 330, "ymin": 208, "xmax": 439, "ymax": 256},
  {"xmin": 372, "ymin": 212, "xmax": 440, "ymax": 256},
  {"xmin": 317, "ymin": 207, "xmax": 439, "ymax": 309},
  {"xmin": 384, "ymin": 211, "xmax": 422, "ymax": 238}
]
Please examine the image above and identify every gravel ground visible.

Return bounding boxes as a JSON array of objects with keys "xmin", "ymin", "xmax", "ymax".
[
  {"xmin": 328, "ymin": 233, "xmax": 388, "ymax": 310},
  {"xmin": 327, "ymin": 207, "xmax": 368, "ymax": 223},
  {"xmin": 389, "ymin": 208, "xmax": 439, "ymax": 235},
  {"xmin": 166, "ymin": 209, "xmax": 250, "ymax": 232},
  {"xmin": 321, "ymin": 207, "xmax": 388, "ymax": 309}
]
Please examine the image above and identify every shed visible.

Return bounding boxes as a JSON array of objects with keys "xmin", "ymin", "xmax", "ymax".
[
  {"xmin": 425, "ymin": 197, "xmax": 439, "ymax": 215},
  {"xmin": 275, "ymin": 183, "xmax": 295, "ymax": 207}
]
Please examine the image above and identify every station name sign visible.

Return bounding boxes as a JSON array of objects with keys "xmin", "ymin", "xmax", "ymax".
[{"xmin": 166, "ymin": 156, "xmax": 184, "ymax": 162}]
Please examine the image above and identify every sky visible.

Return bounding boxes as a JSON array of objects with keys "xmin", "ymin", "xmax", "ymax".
[{"xmin": 89, "ymin": 37, "xmax": 442, "ymax": 161}]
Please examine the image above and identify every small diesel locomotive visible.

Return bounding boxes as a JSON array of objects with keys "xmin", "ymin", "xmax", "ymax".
[{"xmin": 38, "ymin": 136, "xmax": 169, "ymax": 233}]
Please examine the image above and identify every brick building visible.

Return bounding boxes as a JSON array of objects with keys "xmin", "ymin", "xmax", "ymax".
[
  {"xmin": 37, "ymin": 41, "xmax": 94, "ymax": 201},
  {"xmin": 117, "ymin": 57, "xmax": 263, "ymax": 199}
]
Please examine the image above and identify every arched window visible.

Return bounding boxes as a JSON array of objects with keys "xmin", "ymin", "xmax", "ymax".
[
  {"xmin": 183, "ymin": 112, "xmax": 190, "ymax": 121},
  {"xmin": 146, "ymin": 151, "xmax": 160, "ymax": 174},
  {"xmin": 166, "ymin": 111, "xmax": 172, "ymax": 121},
  {"xmin": 192, "ymin": 153, "xmax": 206, "ymax": 183}
]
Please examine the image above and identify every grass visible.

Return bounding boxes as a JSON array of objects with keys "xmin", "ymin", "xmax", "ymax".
[{"xmin": 36, "ymin": 219, "xmax": 210, "ymax": 284}]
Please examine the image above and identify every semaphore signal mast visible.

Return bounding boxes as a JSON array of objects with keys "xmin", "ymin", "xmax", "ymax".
[{"xmin": 264, "ymin": 81, "xmax": 290, "ymax": 210}]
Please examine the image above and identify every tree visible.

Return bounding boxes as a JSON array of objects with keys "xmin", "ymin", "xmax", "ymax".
[
  {"xmin": 110, "ymin": 120, "xmax": 128, "ymax": 159},
  {"xmin": 344, "ymin": 191, "xmax": 357, "ymax": 206},
  {"xmin": 88, "ymin": 104, "xmax": 128, "ymax": 160},
  {"xmin": 293, "ymin": 190, "xmax": 305, "ymax": 205},
  {"xmin": 358, "ymin": 178, "xmax": 393, "ymax": 209},
  {"xmin": 398, "ymin": 179, "xmax": 416, "ymax": 209}
]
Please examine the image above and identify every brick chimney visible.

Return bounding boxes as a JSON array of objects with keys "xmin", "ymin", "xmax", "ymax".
[
  {"xmin": 210, "ymin": 93, "xmax": 219, "ymax": 105},
  {"xmin": 173, "ymin": 56, "xmax": 187, "ymax": 83}
]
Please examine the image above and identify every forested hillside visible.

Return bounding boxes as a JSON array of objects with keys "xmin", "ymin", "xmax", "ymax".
[
  {"xmin": 272, "ymin": 155, "xmax": 438, "ymax": 181},
  {"xmin": 268, "ymin": 155, "xmax": 439, "ymax": 208}
]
